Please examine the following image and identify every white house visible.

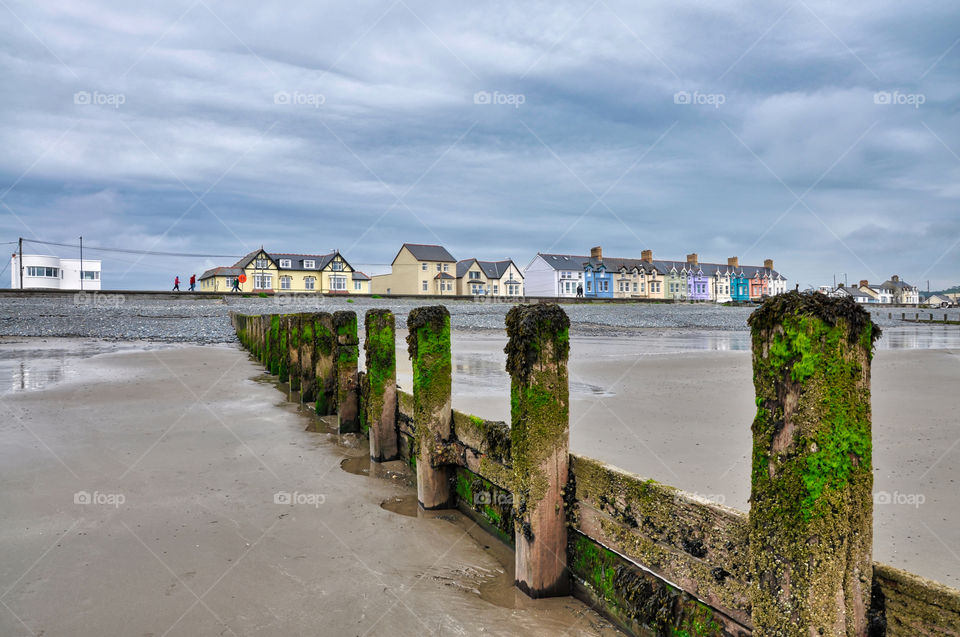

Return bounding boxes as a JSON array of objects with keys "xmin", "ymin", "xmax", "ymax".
[
  {"xmin": 523, "ymin": 253, "xmax": 588, "ymax": 297},
  {"xmin": 10, "ymin": 254, "xmax": 102, "ymax": 290}
]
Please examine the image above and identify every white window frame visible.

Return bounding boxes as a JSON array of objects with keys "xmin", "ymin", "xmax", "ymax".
[
  {"xmin": 422, "ymin": 281, "xmax": 428, "ymax": 291},
  {"xmin": 305, "ymin": 277, "xmax": 315, "ymax": 290},
  {"xmin": 331, "ymin": 261, "xmax": 343, "ymax": 271},
  {"xmin": 279, "ymin": 259, "xmax": 292, "ymax": 268},
  {"xmin": 304, "ymin": 260, "xmax": 315, "ymax": 269},
  {"xmin": 255, "ymin": 259, "xmax": 269, "ymax": 269},
  {"xmin": 422, "ymin": 263, "xmax": 428, "ymax": 271},
  {"xmin": 254, "ymin": 274, "xmax": 272, "ymax": 289},
  {"xmin": 280, "ymin": 276, "xmax": 292, "ymax": 290},
  {"xmin": 330, "ymin": 276, "xmax": 346, "ymax": 291}
]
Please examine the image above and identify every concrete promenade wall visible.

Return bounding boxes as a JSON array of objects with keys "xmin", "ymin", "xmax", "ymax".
[{"xmin": 229, "ymin": 303, "xmax": 960, "ymax": 637}]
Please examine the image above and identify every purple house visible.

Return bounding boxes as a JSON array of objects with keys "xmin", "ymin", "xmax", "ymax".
[{"xmin": 683, "ymin": 254, "xmax": 710, "ymax": 301}]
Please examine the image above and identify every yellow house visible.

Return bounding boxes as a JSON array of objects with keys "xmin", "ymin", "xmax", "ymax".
[
  {"xmin": 456, "ymin": 259, "xmax": 524, "ymax": 296},
  {"xmin": 200, "ymin": 248, "xmax": 367, "ymax": 294},
  {"xmin": 371, "ymin": 243, "xmax": 457, "ymax": 295}
]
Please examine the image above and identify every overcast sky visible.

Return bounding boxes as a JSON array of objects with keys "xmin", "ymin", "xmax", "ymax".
[{"xmin": 1, "ymin": 0, "xmax": 958, "ymax": 290}]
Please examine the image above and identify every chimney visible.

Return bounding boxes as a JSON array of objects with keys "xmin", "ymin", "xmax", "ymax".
[
  {"xmin": 764, "ymin": 258, "xmax": 774, "ymax": 270},
  {"xmin": 590, "ymin": 246, "xmax": 602, "ymax": 261},
  {"xmin": 859, "ymin": 280, "xmax": 869, "ymax": 288},
  {"xmin": 728, "ymin": 256, "xmax": 739, "ymax": 268},
  {"xmin": 641, "ymin": 249, "xmax": 653, "ymax": 263},
  {"xmin": 686, "ymin": 253, "xmax": 698, "ymax": 265},
  {"xmin": 892, "ymin": 275, "xmax": 899, "ymax": 282}
]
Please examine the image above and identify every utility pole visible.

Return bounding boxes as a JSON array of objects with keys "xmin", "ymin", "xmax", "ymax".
[
  {"xmin": 79, "ymin": 236, "xmax": 83, "ymax": 291},
  {"xmin": 18, "ymin": 237, "xmax": 23, "ymax": 290}
]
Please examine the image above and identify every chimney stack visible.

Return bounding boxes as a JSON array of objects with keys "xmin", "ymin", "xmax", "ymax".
[
  {"xmin": 641, "ymin": 249, "xmax": 653, "ymax": 263},
  {"xmin": 686, "ymin": 253, "xmax": 698, "ymax": 265},
  {"xmin": 859, "ymin": 280, "xmax": 869, "ymax": 288},
  {"xmin": 590, "ymin": 246, "xmax": 602, "ymax": 261},
  {"xmin": 892, "ymin": 275, "xmax": 899, "ymax": 282},
  {"xmin": 764, "ymin": 259, "xmax": 774, "ymax": 270},
  {"xmin": 728, "ymin": 256, "xmax": 739, "ymax": 268}
]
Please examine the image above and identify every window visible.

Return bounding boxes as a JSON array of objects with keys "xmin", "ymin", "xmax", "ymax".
[
  {"xmin": 586, "ymin": 281, "xmax": 591, "ymax": 292},
  {"xmin": 331, "ymin": 277, "xmax": 346, "ymax": 291},
  {"xmin": 279, "ymin": 259, "xmax": 291, "ymax": 268},
  {"xmin": 280, "ymin": 276, "xmax": 292, "ymax": 289},
  {"xmin": 639, "ymin": 283, "xmax": 644, "ymax": 293},
  {"xmin": 437, "ymin": 263, "xmax": 442, "ymax": 272},
  {"xmin": 81, "ymin": 271, "xmax": 99, "ymax": 280},
  {"xmin": 493, "ymin": 285, "xmax": 498, "ymax": 294},
  {"xmin": 304, "ymin": 260, "xmax": 315, "ymax": 269},
  {"xmin": 443, "ymin": 264, "xmax": 449, "ymax": 272},
  {"xmin": 255, "ymin": 259, "xmax": 269, "ymax": 269},
  {"xmin": 305, "ymin": 277, "xmax": 315, "ymax": 290},
  {"xmin": 354, "ymin": 281, "xmax": 362, "ymax": 291},
  {"xmin": 254, "ymin": 274, "xmax": 272, "ymax": 289},
  {"xmin": 422, "ymin": 263, "xmax": 428, "ymax": 271},
  {"xmin": 331, "ymin": 261, "xmax": 343, "ymax": 271},
  {"xmin": 422, "ymin": 281, "xmax": 428, "ymax": 291},
  {"xmin": 27, "ymin": 266, "xmax": 59, "ymax": 278},
  {"xmin": 469, "ymin": 271, "xmax": 481, "ymax": 280}
]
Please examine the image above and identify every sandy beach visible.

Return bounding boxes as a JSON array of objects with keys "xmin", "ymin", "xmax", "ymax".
[
  {"xmin": 0, "ymin": 340, "xmax": 618, "ymax": 637},
  {"xmin": 1, "ymin": 326, "xmax": 957, "ymax": 636}
]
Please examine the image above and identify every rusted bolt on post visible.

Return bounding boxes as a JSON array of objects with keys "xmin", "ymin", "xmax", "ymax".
[
  {"xmin": 333, "ymin": 311, "xmax": 360, "ymax": 434},
  {"xmin": 365, "ymin": 309, "xmax": 399, "ymax": 462},
  {"xmin": 406, "ymin": 306, "xmax": 453, "ymax": 510},
  {"xmin": 505, "ymin": 303, "xmax": 571, "ymax": 599},
  {"xmin": 748, "ymin": 292, "xmax": 879, "ymax": 636}
]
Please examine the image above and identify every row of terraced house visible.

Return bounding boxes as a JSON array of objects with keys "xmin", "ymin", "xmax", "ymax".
[
  {"xmin": 200, "ymin": 243, "xmax": 787, "ymax": 302},
  {"xmin": 524, "ymin": 246, "xmax": 787, "ymax": 302}
]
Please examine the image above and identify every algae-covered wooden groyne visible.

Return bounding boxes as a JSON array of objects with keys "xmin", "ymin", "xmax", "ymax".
[{"xmin": 230, "ymin": 294, "xmax": 960, "ymax": 637}]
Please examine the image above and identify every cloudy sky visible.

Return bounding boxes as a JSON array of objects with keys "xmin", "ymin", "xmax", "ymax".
[{"xmin": 1, "ymin": 0, "xmax": 958, "ymax": 290}]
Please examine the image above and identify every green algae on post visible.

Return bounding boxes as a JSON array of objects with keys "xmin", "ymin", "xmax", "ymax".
[
  {"xmin": 505, "ymin": 303, "xmax": 570, "ymax": 598},
  {"xmin": 406, "ymin": 305, "xmax": 453, "ymax": 509},
  {"xmin": 333, "ymin": 311, "xmax": 360, "ymax": 433},
  {"xmin": 365, "ymin": 309, "xmax": 398, "ymax": 461},
  {"xmin": 748, "ymin": 292, "xmax": 876, "ymax": 636}
]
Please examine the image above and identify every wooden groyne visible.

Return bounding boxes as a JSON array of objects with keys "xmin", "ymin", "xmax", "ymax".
[{"xmin": 230, "ymin": 295, "xmax": 960, "ymax": 637}]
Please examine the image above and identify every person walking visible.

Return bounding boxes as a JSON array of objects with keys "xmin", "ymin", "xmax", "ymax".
[
  {"xmin": 189, "ymin": 274, "xmax": 196, "ymax": 292},
  {"xmin": 231, "ymin": 278, "xmax": 241, "ymax": 292},
  {"xmin": 576, "ymin": 283, "xmax": 583, "ymax": 298},
  {"xmin": 173, "ymin": 276, "xmax": 180, "ymax": 291}
]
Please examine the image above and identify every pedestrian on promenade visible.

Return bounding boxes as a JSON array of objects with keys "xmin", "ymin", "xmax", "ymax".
[
  {"xmin": 189, "ymin": 274, "xmax": 196, "ymax": 291},
  {"xmin": 576, "ymin": 283, "xmax": 583, "ymax": 297},
  {"xmin": 231, "ymin": 278, "xmax": 241, "ymax": 292},
  {"xmin": 173, "ymin": 276, "xmax": 180, "ymax": 291}
]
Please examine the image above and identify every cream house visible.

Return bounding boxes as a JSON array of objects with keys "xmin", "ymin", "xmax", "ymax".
[
  {"xmin": 456, "ymin": 259, "xmax": 524, "ymax": 296},
  {"xmin": 200, "ymin": 248, "xmax": 363, "ymax": 293},
  {"xmin": 370, "ymin": 243, "xmax": 457, "ymax": 295}
]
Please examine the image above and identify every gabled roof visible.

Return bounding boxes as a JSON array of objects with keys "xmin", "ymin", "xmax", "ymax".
[
  {"xmin": 880, "ymin": 278, "xmax": 917, "ymax": 291},
  {"xmin": 456, "ymin": 258, "xmax": 479, "ymax": 278},
  {"xmin": 434, "ymin": 272, "xmax": 455, "ymax": 279},
  {"xmin": 399, "ymin": 243, "xmax": 456, "ymax": 263},
  {"xmin": 269, "ymin": 252, "xmax": 339, "ymax": 271},
  {"xmin": 199, "ymin": 266, "xmax": 243, "ymax": 280},
  {"xmin": 233, "ymin": 249, "xmax": 272, "ymax": 269},
  {"xmin": 533, "ymin": 253, "xmax": 591, "ymax": 270},
  {"xmin": 478, "ymin": 260, "xmax": 518, "ymax": 279}
]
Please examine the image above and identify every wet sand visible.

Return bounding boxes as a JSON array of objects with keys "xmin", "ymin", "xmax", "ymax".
[
  {"xmin": 399, "ymin": 329, "xmax": 960, "ymax": 591},
  {"xmin": 0, "ymin": 340, "xmax": 618, "ymax": 637}
]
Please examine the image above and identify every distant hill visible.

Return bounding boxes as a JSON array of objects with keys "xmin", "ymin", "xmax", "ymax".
[{"xmin": 927, "ymin": 285, "xmax": 960, "ymax": 296}]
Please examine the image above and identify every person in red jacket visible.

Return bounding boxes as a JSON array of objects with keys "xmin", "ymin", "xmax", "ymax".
[
  {"xmin": 189, "ymin": 274, "xmax": 196, "ymax": 291},
  {"xmin": 173, "ymin": 276, "xmax": 180, "ymax": 291}
]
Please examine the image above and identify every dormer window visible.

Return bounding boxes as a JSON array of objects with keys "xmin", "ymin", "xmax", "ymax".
[
  {"xmin": 304, "ymin": 260, "xmax": 315, "ymax": 269},
  {"xmin": 331, "ymin": 261, "xmax": 343, "ymax": 271},
  {"xmin": 279, "ymin": 259, "xmax": 292, "ymax": 268}
]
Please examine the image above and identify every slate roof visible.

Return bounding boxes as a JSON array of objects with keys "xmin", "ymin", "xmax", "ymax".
[
  {"xmin": 880, "ymin": 277, "xmax": 917, "ymax": 291},
  {"xmin": 534, "ymin": 253, "xmax": 591, "ymax": 270},
  {"xmin": 400, "ymin": 243, "xmax": 456, "ymax": 263},
  {"xmin": 434, "ymin": 272, "xmax": 455, "ymax": 279},
  {"xmin": 533, "ymin": 253, "xmax": 783, "ymax": 279},
  {"xmin": 351, "ymin": 271, "xmax": 371, "ymax": 281},
  {"xmin": 456, "ymin": 259, "xmax": 478, "ymax": 278},
  {"xmin": 199, "ymin": 266, "xmax": 244, "ymax": 280},
  {"xmin": 233, "ymin": 249, "xmax": 342, "ymax": 271}
]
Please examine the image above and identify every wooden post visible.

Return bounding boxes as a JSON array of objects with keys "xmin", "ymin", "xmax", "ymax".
[
  {"xmin": 312, "ymin": 313, "xmax": 337, "ymax": 416},
  {"xmin": 406, "ymin": 306, "xmax": 453, "ymax": 509},
  {"xmin": 505, "ymin": 303, "xmax": 571, "ymax": 598},
  {"xmin": 299, "ymin": 313, "xmax": 318, "ymax": 404},
  {"xmin": 285, "ymin": 314, "xmax": 301, "ymax": 393},
  {"xmin": 365, "ymin": 309, "xmax": 398, "ymax": 461},
  {"xmin": 333, "ymin": 311, "xmax": 360, "ymax": 433},
  {"xmin": 748, "ymin": 292, "xmax": 878, "ymax": 636}
]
